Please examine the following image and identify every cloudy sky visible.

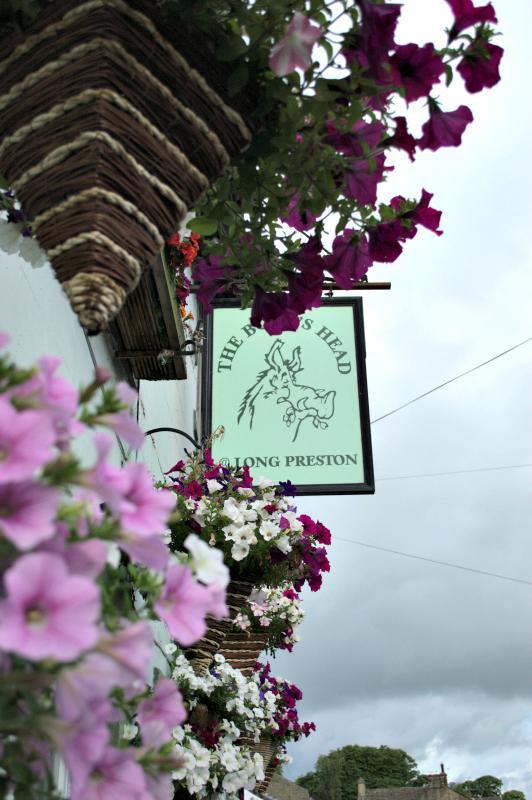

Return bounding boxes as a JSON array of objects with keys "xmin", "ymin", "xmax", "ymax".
[{"xmin": 275, "ymin": 0, "xmax": 532, "ymax": 794}]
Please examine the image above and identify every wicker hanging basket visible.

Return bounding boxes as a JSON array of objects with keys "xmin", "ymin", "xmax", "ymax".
[
  {"xmin": 185, "ymin": 579, "xmax": 255, "ymax": 676},
  {"xmin": 218, "ymin": 628, "xmax": 269, "ymax": 677},
  {"xmin": 0, "ymin": 0, "xmax": 252, "ymax": 333}
]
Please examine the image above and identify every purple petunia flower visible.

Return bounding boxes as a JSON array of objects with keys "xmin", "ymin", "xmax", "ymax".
[
  {"xmin": 457, "ymin": 41, "xmax": 503, "ymax": 93},
  {"xmin": 419, "ymin": 102, "xmax": 473, "ymax": 150},
  {"xmin": 389, "ymin": 43, "xmax": 444, "ymax": 103}
]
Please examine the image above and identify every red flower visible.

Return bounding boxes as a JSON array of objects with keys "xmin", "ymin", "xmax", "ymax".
[
  {"xmin": 418, "ymin": 103, "xmax": 473, "ymax": 151},
  {"xmin": 167, "ymin": 232, "xmax": 181, "ymax": 247},
  {"xmin": 389, "ymin": 43, "xmax": 444, "ymax": 103},
  {"xmin": 457, "ymin": 41, "xmax": 503, "ymax": 93}
]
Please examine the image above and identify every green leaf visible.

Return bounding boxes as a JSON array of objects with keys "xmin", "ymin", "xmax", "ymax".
[
  {"xmin": 227, "ymin": 62, "xmax": 249, "ymax": 96},
  {"xmin": 0, "ymin": 175, "xmax": 9, "ymax": 190},
  {"xmin": 186, "ymin": 217, "xmax": 218, "ymax": 236},
  {"xmin": 445, "ymin": 63, "xmax": 454, "ymax": 86}
]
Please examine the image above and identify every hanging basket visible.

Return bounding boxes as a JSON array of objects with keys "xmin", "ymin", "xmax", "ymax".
[
  {"xmin": 0, "ymin": 0, "xmax": 252, "ymax": 333},
  {"xmin": 109, "ymin": 253, "xmax": 188, "ymax": 381},
  {"xmin": 185, "ymin": 579, "xmax": 255, "ymax": 676},
  {"xmin": 218, "ymin": 629, "xmax": 269, "ymax": 677}
]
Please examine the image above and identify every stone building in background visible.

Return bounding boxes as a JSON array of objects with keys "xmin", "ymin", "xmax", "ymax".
[{"xmin": 359, "ymin": 766, "xmax": 464, "ymax": 800}]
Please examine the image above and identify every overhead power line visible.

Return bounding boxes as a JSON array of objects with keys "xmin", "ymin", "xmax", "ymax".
[
  {"xmin": 371, "ymin": 337, "xmax": 532, "ymax": 424},
  {"xmin": 376, "ymin": 463, "xmax": 532, "ymax": 482},
  {"xmin": 334, "ymin": 537, "xmax": 532, "ymax": 587}
]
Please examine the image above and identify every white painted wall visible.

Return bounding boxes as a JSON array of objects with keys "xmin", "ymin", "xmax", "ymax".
[{"xmin": 0, "ymin": 251, "xmax": 199, "ymax": 476}]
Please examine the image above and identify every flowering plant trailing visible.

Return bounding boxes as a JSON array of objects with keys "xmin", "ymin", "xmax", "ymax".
[
  {"xmin": 0, "ymin": 1, "xmax": 502, "ymax": 334},
  {"xmin": 0, "ymin": 336, "xmax": 231, "ymax": 800},
  {"xmin": 233, "ymin": 584, "xmax": 305, "ymax": 654},
  {"xmin": 161, "ymin": 0, "xmax": 503, "ymax": 333},
  {"xmin": 171, "ymin": 652, "xmax": 278, "ymax": 744},
  {"xmin": 167, "ymin": 231, "xmax": 201, "ymax": 309},
  {"xmin": 166, "ymin": 453, "xmax": 331, "ymax": 590},
  {"xmin": 254, "ymin": 661, "xmax": 316, "ymax": 745}
]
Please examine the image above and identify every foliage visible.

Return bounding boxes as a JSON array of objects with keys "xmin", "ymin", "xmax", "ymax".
[
  {"xmin": 0, "ymin": 1, "xmax": 504, "ymax": 334},
  {"xmin": 0, "ymin": 336, "xmax": 231, "ymax": 800},
  {"xmin": 297, "ymin": 744, "xmax": 420, "ymax": 800},
  {"xmin": 160, "ymin": 0, "xmax": 505, "ymax": 333},
  {"xmin": 165, "ymin": 453, "xmax": 331, "ymax": 590}
]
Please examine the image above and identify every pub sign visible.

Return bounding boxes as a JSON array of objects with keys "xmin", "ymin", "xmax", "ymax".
[{"xmin": 201, "ymin": 299, "xmax": 374, "ymax": 495}]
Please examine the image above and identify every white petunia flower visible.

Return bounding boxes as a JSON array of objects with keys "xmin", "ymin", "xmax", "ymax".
[
  {"xmin": 276, "ymin": 534, "xmax": 292, "ymax": 554},
  {"xmin": 259, "ymin": 520, "xmax": 280, "ymax": 541},
  {"xmin": 207, "ymin": 478, "xmax": 224, "ymax": 493},
  {"xmin": 184, "ymin": 532, "xmax": 229, "ymax": 588},
  {"xmin": 231, "ymin": 541, "xmax": 250, "ymax": 561}
]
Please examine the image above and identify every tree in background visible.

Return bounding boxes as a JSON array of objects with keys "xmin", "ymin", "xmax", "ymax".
[
  {"xmin": 454, "ymin": 776, "xmax": 503, "ymax": 797},
  {"xmin": 296, "ymin": 744, "xmax": 420, "ymax": 800},
  {"xmin": 450, "ymin": 776, "xmax": 525, "ymax": 800}
]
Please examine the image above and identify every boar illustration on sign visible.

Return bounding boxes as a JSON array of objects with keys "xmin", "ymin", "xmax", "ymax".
[{"xmin": 237, "ymin": 340, "xmax": 336, "ymax": 442}]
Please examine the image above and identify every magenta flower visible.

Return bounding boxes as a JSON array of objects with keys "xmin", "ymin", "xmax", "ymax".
[
  {"xmin": 282, "ymin": 193, "xmax": 317, "ymax": 232},
  {"xmin": 97, "ymin": 621, "xmax": 154, "ymax": 683},
  {"xmin": 192, "ymin": 255, "xmax": 228, "ymax": 312},
  {"xmin": 385, "ymin": 116, "xmax": 417, "ymax": 161},
  {"xmin": 368, "ymin": 221, "xmax": 406, "ymax": 263},
  {"xmin": 457, "ymin": 41, "xmax": 503, "ymax": 93},
  {"xmin": 419, "ymin": 103, "xmax": 473, "ymax": 150},
  {"xmin": 70, "ymin": 746, "xmax": 146, "ymax": 800},
  {"xmin": 445, "ymin": 0, "xmax": 497, "ymax": 38},
  {"xmin": 269, "ymin": 12, "xmax": 322, "ymax": 77},
  {"xmin": 288, "ymin": 237, "xmax": 324, "ymax": 315},
  {"xmin": 325, "ymin": 119, "xmax": 385, "ymax": 157},
  {"xmin": 0, "ymin": 481, "xmax": 59, "ymax": 550},
  {"xmin": 343, "ymin": 154, "xmax": 387, "ymax": 206},
  {"xmin": 0, "ymin": 552, "xmax": 100, "ymax": 661},
  {"xmin": 357, "ymin": 0, "xmax": 402, "ymax": 55},
  {"xmin": 390, "ymin": 189, "xmax": 443, "ymax": 236},
  {"xmin": 323, "ymin": 231, "xmax": 373, "ymax": 289},
  {"xmin": 0, "ymin": 398, "xmax": 56, "ymax": 484},
  {"xmin": 138, "ymin": 677, "xmax": 187, "ymax": 748},
  {"xmin": 389, "ymin": 43, "xmax": 444, "ymax": 102},
  {"xmin": 155, "ymin": 563, "xmax": 220, "ymax": 646},
  {"xmin": 251, "ymin": 288, "xmax": 300, "ymax": 335}
]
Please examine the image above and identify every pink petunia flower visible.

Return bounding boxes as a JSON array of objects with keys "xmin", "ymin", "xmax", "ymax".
[
  {"xmin": 70, "ymin": 746, "xmax": 147, "ymax": 800},
  {"xmin": 138, "ymin": 677, "xmax": 187, "ymax": 748},
  {"xmin": 419, "ymin": 103, "xmax": 473, "ymax": 150},
  {"xmin": 0, "ymin": 332, "xmax": 10, "ymax": 349},
  {"xmin": 12, "ymin": 357, "xmax": 83, "ymax": 448},
  {"xmin": 56, "ymin": 652, "xmax": 130, "ymax": 722},
  {"xmin": 44, "ymin": 712, "xmax": 110, "ymax": 794},
  {"xmin": 96, "ymin": 382, "xmax": 145, "ymax": 450},
  {"xmin": 111, "ymin": 463, "xmax": 175, "ymax": 538},
  {"xmin": 96, "ymin": 621, "xmax": 154, "ymax": 683},
  {"xmin": 41, "ymin": 523, "xmax": 107, "ymax": 578},
  {"xmin": 0, "ymin": 398, "xmax": 56, "ymax": 484},
  {"xmin": 269, "ymin": 12, "xmax": 322, "ymax": 77},
  {"xmin": 154, "ymin": 563, "xmax": 221, "ymax": 646},
  {"xmin": 0, "ymin": 481, "xmax": 59, "ymax": 550},
  {"xmin": 0, "ymin": 552, "xmax": 100, "ymax": 661}
]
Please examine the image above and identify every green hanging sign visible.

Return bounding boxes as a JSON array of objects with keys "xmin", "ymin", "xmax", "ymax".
[{"xmin": 201, "ymin": 299, "xmax": 374, "ymax": 495}]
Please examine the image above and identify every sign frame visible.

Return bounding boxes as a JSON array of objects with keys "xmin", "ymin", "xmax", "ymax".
[{"xmin": 200, "ymin": 298, "xmax": 375, "ymax": 496}]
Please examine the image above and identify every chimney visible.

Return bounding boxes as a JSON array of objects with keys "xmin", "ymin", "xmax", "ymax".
[{"xmin": 358, "ymin": 778, "xmax": 366, "ymax": 798}]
